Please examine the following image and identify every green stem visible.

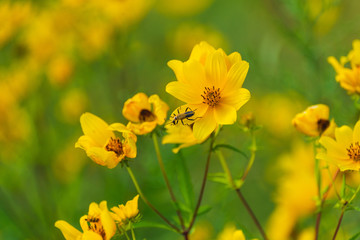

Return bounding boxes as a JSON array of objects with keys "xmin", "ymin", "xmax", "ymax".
[
  {"xmin": 130, "ymin": 222, "xmax": 136, "ymax": 240},
  {"xmin": 215, "ymin": 150, "xmax": 236, "ymax": 189},
  {"xmin": 215, "ymin": 149, "xmax": 268, "ymax": 240},
  {"xmin": 126, "ymin": 166, "xmax": 181, "ymax": 233},
  {"xmin": 186, "ymin": 135, "xmax": 216, "ymax": 232},
  {"xmin": 241, "ymin": 133, "xmax": 257, "ymax": 181},
  {"xmin": 315, "ymin": 169, "xmax": 339, "ymax": 240},
  {"xmin": 152, "ymin": 133, "xmax": 185, "ymax": 230}
]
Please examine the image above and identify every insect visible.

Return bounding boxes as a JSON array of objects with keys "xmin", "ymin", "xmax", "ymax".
[{"xmin": 169, "ymin": 107, "xmax": 200, "ymax": 125}]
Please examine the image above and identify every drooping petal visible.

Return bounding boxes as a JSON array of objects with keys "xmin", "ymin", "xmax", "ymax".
[
  {"xmin": 193, "ymin": 109, "xmax": 217, "ymax": 140},
  {"xmin": 80, "ymin": 113, "xmax": 114, "ymax": 147},
  {"xmin": 122, "ymin": 93, "xmax": 151, "ymax": 123},
  {"xmin": 205, "ymin": 50, "xmax": 227, "ymax": 88},
  {"xmin": 221, "ymin": 88, "xmax": 250, "ymax": 110},
  {"xmin": 85, "ymin": 147, "xmax": 120, "ymax": 169},
  {"xmin": 214, "ymin": 103, "xmax": 237, "ymax": 125},
  {"xmin": 224, "ymin": 61, "xmax": 249, "ymax": 90},
  {"xmin": 166, "ymin": 81, "xmax": 203, "ymax": 104},
  {"xmin": 75, "ymin": 135, "xmax": 97, "ymax": 151},
  {"xmin": 55, "ymin": 220, "xmax": 82, "ymax": 240}
]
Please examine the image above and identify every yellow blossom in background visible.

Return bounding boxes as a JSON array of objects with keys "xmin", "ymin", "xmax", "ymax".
[
  {"xmin": 75, "ymin": 113, "xmax": 137, "ymax": 169},
  {"xmin": 59, "ymin": 88, "xmax": 88, "ymax": 124},
  {"xmin": 305, "ymin": 0, "xmax": 340, "ymax": 36},
  {"xmin": 317, "ymin": 120, "xmax": 360, "ymax": 171},
  {"xmin": 292, "ymin": 104, "xmax": 336, "ymax": 137},
  {"xmin": 297, "ymin": 228, "xmax": 315, "ymax": 240},
  {"xmin": 122, "ymin": 93, "xmax": 169, "ymax": 135},
  {"xmin": 55, "ymin": 201, "xmax": 116, "ymax": 240},
  {"xmin": 168, "ymin": 23, "xmax": 227, "ymax": 59},
  {"xmin": 188, "ymin": 221, "xmax": 213, "ymax": 240},
  {"xmin": 0, "ymin": 1, "xmax": 32, "ymax": 48},
  {"xmin": 217, "ymin": 223, "xmax": 245, "ymax": 240},
  {"xmin": 52, "ymin": 143, "xmax": 86, "ymax": 183},
  {"xmin": 245, "ymin": 93, "xmax": 304, "ymax": 138},
  {"xmin": 328, "ymin": 40, "xmax": 360, "ymax": 95},
  {"xmin": 110, "ymin": 195, "xmax": 140, "ymax": 224},
  {"xmin": 166, "ymin": 41, "xmax": 251, "ymax": 140},
  {"xmin": 267, "ymin": 141, "xmax": 336, "ymax": 240},
  {"xmin": 156, "ymin": 0, "xmax": 213, "ymax": 17},
  {"xmin": 47, "ymin": 55, "xmax": 74, "ymax": 87}
]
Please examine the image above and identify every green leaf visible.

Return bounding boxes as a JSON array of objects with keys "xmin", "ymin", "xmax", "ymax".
[
  {"xmin": 349, "ymin": 231, "xmax": 360, "ymax": 240},
  {"xmin": 197, "ymin": 205, "xmax": 212, "ymax": 216},
  {"xmin": 177, "ymin": 152, "xmax": 195, "ymax": 209},
  {"xmin": 133, "ymin": 221, "xmax": 177, "ymax": 233},
  {"xmin": 208, "ymin": 172, "xmax": 229, "ymax": 186},
  {"xmin": 212, "ymin": 144, "xmax": 249, "ymax": 160}
]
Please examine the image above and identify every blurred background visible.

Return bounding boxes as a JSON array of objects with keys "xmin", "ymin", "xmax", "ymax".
[{"xmin": 1, "ymin": 0, "xmax": 360, "ymax": 239}]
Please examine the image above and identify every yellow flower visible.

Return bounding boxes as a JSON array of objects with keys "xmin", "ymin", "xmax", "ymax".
[
  {"xmin": 317, "ymin": 120, "xmax": 360, "ymax": 171},
  {"xmin": 166, "ymin": 41, "xmax": 251, "ymax": 140},
  {"xmin": 162, "ymin": 124, "xmax": 203, "ymax": 154},
  {"xmin": 110, "ymin": 195, "xmax": 140, "ymax": 224},
  {"xmin": 328, "ymin": 39, "xmax": 360, "ymax": 94},
  {"xmin": 122, "ymin": 93, "xmax": 169, "ymax": 135},
  {"xmin": 75, "ymin": 112, "xmax": 137, "ymax": 169},
  {"xmin": 292, "ymin": 104, "xmax": 335, "ymax": 137},
  {"xmin": 217, "ymin": 223, "xmax": 245, "ymax": 240},
  {"xmin": 156, "ymin": 0, "xmax": 213, "ymax": 17},
  {"xmin": 47, "ymin": 55, "xmax": 74, "ymax": 87},
  {"xmin": 55, "ymin": 201, "xmax": 116, "ymax": 240},
  {"xmin": 59, "ymin": 88, "xmax": 88, "ymax": 124}
]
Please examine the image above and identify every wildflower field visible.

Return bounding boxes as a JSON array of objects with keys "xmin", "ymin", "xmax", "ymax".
[{"xmin": 2, "ymin": 0, "xmax": 360, "ymax": 239}]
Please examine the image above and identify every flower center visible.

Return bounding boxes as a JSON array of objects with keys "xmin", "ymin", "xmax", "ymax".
[
  {"xmin": 105, "ymin": 137, "xmax": 123, "ymax": 157},
  {"xmin": 347, "ymin": 142, "xmax": 360, "ymax": 161},
  {"xmin": 86, "ymin": 216, "xmax": 106, "ymax": 239},
  {"xmin": 201, "ymin": 86, "xmax": 221, "ymax": 107},
  {"xmin": 139, "ymin": 109, "xmax": 156, "ymax": 122},
  {"xmin": 317, "ymin": 119, "xmax": 330, "ymax": 134}
]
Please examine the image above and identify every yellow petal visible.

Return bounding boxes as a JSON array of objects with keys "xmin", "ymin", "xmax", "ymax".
[
  {"xmin": 166, "ymin": 81, "xmax": 203, "ymax": 104},
  {"xmin": 82, "ymin": 231, "xmax": 103, "ymax": 240},
  {"xmin": 221, "ymin": 88, "xmax": 250, "ymax": 110},
  {"xmin": 108, "ymin": 123, "xmax": 133, "ymax": 134},
  {"xmin": 86, "ymin": 147, "xmax": 120, "ymax": 169},
  {"xmin": 122, "ymin": 93, "xmax": 151, "ymax": 123},
  {"xmin": 225, "ymin": 61, "xmax": 249, "ymax": 90},
  {"xmin": 318, "ymin": 136, "xmax": 347, "ymax": 159},
  {"xmin": 214, "ymin": 103, "xmax": 237, "ymax": 125},
  {"xmin": 193, "ymin": 109, "xmax": 217, "ymax": 140},
  {"xmin": 335, "ymin": 126, "xmax": 353, "ymax": 148},
  {"xmin": 99, "ymin": 201, "xmax": 116, "ymax": 240},
  {"xmin": 189, "ymin": 41, "xmax": 215, "ymax": 64},
  {"xmin": 205, "ymin": 49, "xmax": 227, "ymax": 88},
  {"xmin": 233, "ymin": 230, "xmax": 245, "ymax": 240},
  {"xmin": 149, "ymin": 94, "xmax": 169, "ymax": 125},
  {"xmin": 328, "ymin": 56, "xmax": 344, "ymax": 73},
  {"xmin": 75, "ymin": 135, "xmax": 97, "ymax": 151},
  {"xmin": 353, "ymin": 120, "xmax": 360, "ymax": 142},
  {"xmin": 55, "ymin": 220, "xmax": 82, "ymax": 240},
  {"xmin": 183, "ymin": 60, "xmax": 206, "ymax": 90},
  {"xmin": 126, "ymin": 121, "xmax": 157, "ymax": 135},
  {"xmin": 80, "ymin": 113, "xmax": 114, "ymax": 147},
  {"xmin": 124, "ymin": 135, "xmax": 137, "ymax": 158},
  {"xmin": 167, "ymin": 60, "xmax": 186, "ymax": 83},
  {"xmin": 227, "ymin": 52, "xmax": 242, "ymax": 66}
]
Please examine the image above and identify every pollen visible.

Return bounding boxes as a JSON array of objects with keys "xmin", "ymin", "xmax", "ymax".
[
  {"xmin": 139, "ymin": 109, "xmax": 156, "ymax": 122},
  {"xmin": 201, "ymin": 86, "xmax": 221, "ymax": 107},
  {"xmin": 105, "ymin": 137, "xmax": 123, "ymax": 157},
  {"xmin": 86, "ymin": 215, "xmax": 106, "ymax": 239},
  {"xmin": 347, "ymin": 142, "xmax": 360, "ymax": 161}
]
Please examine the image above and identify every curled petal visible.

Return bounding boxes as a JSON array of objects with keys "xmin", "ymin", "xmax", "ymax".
[{"xmin": 55, "ymin": 220, "xmax": 82, "ymax": 240}]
